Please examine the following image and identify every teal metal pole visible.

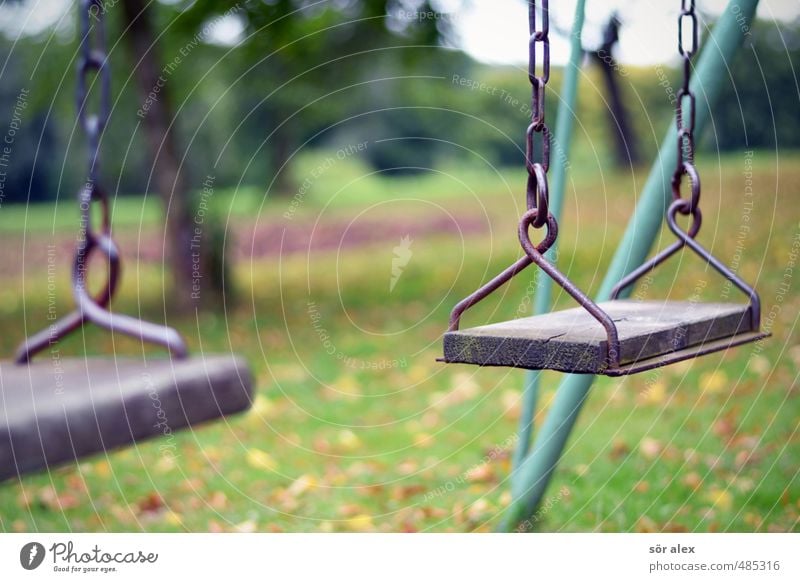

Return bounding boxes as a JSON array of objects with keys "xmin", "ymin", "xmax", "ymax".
[
  {"xmin": 501, "ymin": 0, "xmax": 760, "ymax": 531},
  {"xmin": 512, "ymin": 0, "xmax": 587, "ymax": 477}
]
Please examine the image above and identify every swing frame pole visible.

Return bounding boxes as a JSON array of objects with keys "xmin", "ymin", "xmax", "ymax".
[{"xmin": 501, "ymin": 0, "xmax": 761, "ymax": 532}]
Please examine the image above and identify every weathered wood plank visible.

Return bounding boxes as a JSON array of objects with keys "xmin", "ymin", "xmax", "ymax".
[
  {"xmin": 443, "ymin": 300, "xmax": 752, "ymax": 374},
  {"xmin": 0, "ymin": 356, "xmax": 252, "ymax": 481}
]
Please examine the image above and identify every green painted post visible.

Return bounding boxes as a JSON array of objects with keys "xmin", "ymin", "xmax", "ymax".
[
  {"xmin": 512, "ymin": 0, "xmax": 587, "ymax": 477},
  {"xmin": 501, "ymin": 0, "xmax": 760, "ymax": 531}
]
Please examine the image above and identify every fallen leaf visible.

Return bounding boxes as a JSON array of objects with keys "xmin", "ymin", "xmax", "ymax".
[
  {"xmin": 337, "ymin": 429, "xmax": 362, "ymax": 452},
  {"xmin": 235, "ymin": 520, "xmax": 257, "ymax": 533},
  {"xmin": 683, "ymin": 472, "xmax": 702, "ymax": 490},
  {"xmin": 637, "ymin": 381, "xmax": 667, "ymax": 405},
  {"xmin": 137, "ymin": 492, "xmax": 164, "ymax": 515},
  {"xmin": 501, "ymin": 389, "xmax": 521, "ymax": 419},
  {"xmin": 413, "ymin": 432, "xmax": 433, "ymax": 448},
  {"xmin": 344, "ymin": 514, "xmax": 374, "ymax": 532},
  {"xmin": 391, "ymin": 485, "xmax": 426, "ymax": 501},
  {"xmin": 748, "ymin": 355, "xmax": 771, "ymax": 376},
  {"xmin": 636, "ymin": 516, "xmax": 658, "ymax": 532},
  {"xmin": 408, "ymin": 365, "xmax": 431, "ymax": 384},
  {"xmin": 465, "ymin": 464, "xmax": 495, "ymax": 483},
  {"xmin": 252, "ymin": 395, "xmax": 276, "ymax": 417},
  {"xmin": 705, "ymin": 488, "xmax": 733, "ymax": 512},
  {"xmin": 639, "ymin": 437, "xmax": 663, "ymax": 460},
  {"xmin": 209, "ymin": 491, "xmax": 228, "ymax": 511},
  {"xmin": 610, "ymin": 440, "xmax": 630, "ymax": 460},
  {"xmin": 164, "ymin": 511, "xmax": 183, "ymax": 527},
  {"xmin": 467, "ymin": 498, "xmax": 491, "ymax": 522},
  {"xmin": 700, "ymin": 370, "xmax": 728, "ymax": 394},
  {"xmin": 287, "ymin": 474, "xmax": 318, "ymax": 497},
  {"xmin": 246, "ymin": 448, "xmax": 277, "ymax": 471}
]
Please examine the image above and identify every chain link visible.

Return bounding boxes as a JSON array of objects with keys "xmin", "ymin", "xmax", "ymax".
[
  {"xmin": 74, "ymin": 0, "xmax": 120, "ymax": 323},
  {"xmin": 526, "ymin": 0, "xmax": 551, "ymax": 229},
  {"xmin": 672, "ymin": 0, "xmax": 700, "ymax": 213},
  {"xmin": 77, "ymin": 0, "xmax": 111, "ymax": 225}
]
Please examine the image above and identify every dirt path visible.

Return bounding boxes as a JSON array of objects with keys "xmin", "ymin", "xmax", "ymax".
[{"xmin": 0, "ymin": 212, "xmax": 488, "ymax": 277}]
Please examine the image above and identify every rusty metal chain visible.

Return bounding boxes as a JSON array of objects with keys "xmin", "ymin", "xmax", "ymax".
[
  {"xmin": 14, "ymin": 0, "xmax": 188, "ymax": 362},
  {"xmin": 74, "ymin": 0, "xmax": 119, "ymax": 321},
  {"xmin": 672, "ymin": 0, "xmax": 701, "ymax": 215},
  {"xmin": 525, "ymin": 0, "xmax": 551, "ymax": 229}
]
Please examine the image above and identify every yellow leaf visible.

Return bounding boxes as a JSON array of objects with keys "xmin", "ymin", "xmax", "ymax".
[
  {"xmin": 408, "ymin": 365, "xmax": 430, "ymax": 384},
  {"xmin": 413, "ymin": 432, "xmax": 433, "ymax": 448},
  {"xmin": 94, "ymin": 461, "xmax": 111, "ymax": 478},
  {"xmin": 700, "ymin": 370, "xmax": 728, "ymax": 394},
  {"xmin": 705, "ymin": 487, "xmax": 733, "ymax": 512},
  {"xmin": 637, "ymin": 381, "xmax": 667, "ymax": 405},
  {"xmin": 252, "ymin": 395, "xmax": 276, "ymax": 418},
  {"xmin": 156, "ymin": 455, "xmax": 177, "ymax": 474},
  {"xmin": 235, "ymin": 520, "xmax": 258, "ymax": 533},
  {"xmin": 287, "ymin": 474, "xmax": 318, "ymax": 497},
  {"xmin": 501, "ymin": 389, "xmax": 521, "ymax": 419},
  {"xmin": 246, "ymin": 448, "xmax": 277, "ymax": 471},
  {"xmin": 164, "ymin": 511, "xmax": 183, "ymax": 527},
  {"xmin": 345, "ymin": 514, "xmax": 374, "ymax": 532},
  {"xmin": 333, "ymin": 375, "xmax": 361, "ymax": 398},
  {"xmin": 337, "ymin": 429, "xmax": 362, "ymax": 451}
]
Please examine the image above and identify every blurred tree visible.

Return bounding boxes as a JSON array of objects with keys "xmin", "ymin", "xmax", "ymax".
[
  {"xmin": 121, "ymin": 0, "xmax": 206, "ymax": 313},
  {"xmin": 589, "ymin": 12, "xmax": 640, "ymax": 168},
  {"xmin": 710, "ymin": 19, "xmax": 800, "ymax": 151},
  {"xmin": 171, "ymin": 0, "xmax": 457, "ymax": 193}
]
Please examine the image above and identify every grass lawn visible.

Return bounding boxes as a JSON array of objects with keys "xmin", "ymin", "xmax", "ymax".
[{"xmin": 0, "ymin": 150, "xmax": 797, "ymax": 532}]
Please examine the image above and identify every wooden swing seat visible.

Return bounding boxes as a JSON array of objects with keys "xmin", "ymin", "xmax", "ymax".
[
  {"xmin": 442, "ymin": 300, "xmax": 767, "ymax": 376},
  {"xmin": 0, "ymin": 355, "xmax": 252, "ymax": 481}
]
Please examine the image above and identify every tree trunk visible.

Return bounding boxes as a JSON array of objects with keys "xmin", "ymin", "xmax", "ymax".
[
  {"xmin": 121, "ymin": 0, "xmax": 199, "ymax": 314},
  {"xmin": 592, "ymin": 14, "xmax": 640, "ymax": 168}
]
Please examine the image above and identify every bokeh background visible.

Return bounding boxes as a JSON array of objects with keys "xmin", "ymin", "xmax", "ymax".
[{"xmin": 0, "ymin": 0, "xmax": 797, "ymax": 532}]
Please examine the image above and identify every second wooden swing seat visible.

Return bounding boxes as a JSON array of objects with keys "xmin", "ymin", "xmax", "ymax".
[{"xmin": 442, "ymin": 193, "xmax": 768, "ymax": 376}]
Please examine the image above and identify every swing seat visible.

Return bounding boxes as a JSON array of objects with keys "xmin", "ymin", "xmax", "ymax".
[
  {"xmin": 0, "ymin": 355, "xmax": 252, "ymax": 481},
  {"xmin": 443, "ymin": 300, "xmax": 767, "ymax": 376}
]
